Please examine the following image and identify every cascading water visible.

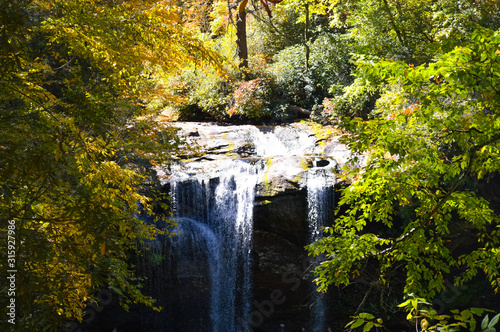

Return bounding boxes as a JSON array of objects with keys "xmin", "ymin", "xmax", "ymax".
[
  {"xmin": 307, "ymin": 168, "xmax": 336, "ymax": 332},
  {"xmin": 142, "ymin": 159, "xmax": 262, "ymax": 332},
  {"xmin": 139, "ymin": 123, "xmax": 346, "ymax": 332},
  {"xmin": 250, "ymin": 126, "xmax": 316, "ymax": 157},
  {"xmin": 200, "ymin": 160, "xmax": 260, "ymax": 332}
]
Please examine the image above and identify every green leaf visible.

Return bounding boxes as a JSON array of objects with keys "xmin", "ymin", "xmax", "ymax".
[
  {"xmin": 359, "ymin": 313, "xmax": 375, "ymax": 320},
  {"xmin": 363, "ymin": 322, "xmax": 374, "ymax": 332},
  {"xmin": 488, "ymin": 314, "xmax": 500, "ymax": 328},
  {"xmin": 398, "ymin": 299, "xmax": 412, "ymax": 308},
  {"xmin": 472, "ymin": 308, "xmax": 487, "ymax": 316},
  {"xmin": 483, "ymin": 315, "xmax": 490, "ymax": 330},
  {"xmin": 352, "ymin": 319, "xmax": 365, "ymax": 329}
]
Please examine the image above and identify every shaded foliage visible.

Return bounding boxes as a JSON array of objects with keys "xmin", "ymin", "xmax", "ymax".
[
  {"xmin": 0, "ymin": 0, "xmax": 220, "ymax": 330},
  {"xmin": 309, "ymin": 26, "xmax": 500, "ymax": 320}
]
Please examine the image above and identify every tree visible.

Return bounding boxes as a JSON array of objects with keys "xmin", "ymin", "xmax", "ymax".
[
  {"xmin": 317, "ymin": 0, "xmax": 500, "ymax": 129},
  {"xmin": 314, "ymin": 0, "xmax": 500, "ymax": 63},
  {"xmin": 0, "ymin": 0, "xmax": 221, "ymax": 330},
  {"xmin": 309, "ymin": 26, "xmax": 500, "ymax": 314},
  {"xmin": 228, "ymin": 0, "xmax": 284, "ymax": 76}
]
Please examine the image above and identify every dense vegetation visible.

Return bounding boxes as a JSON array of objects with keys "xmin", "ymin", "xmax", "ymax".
[
  {"xmin": 0, "ymin": 0, "xmax": 219, "ymax": 330},
  {"xmin": 1, "ymin": 0, "xmax": 500, "ymax": 331}
]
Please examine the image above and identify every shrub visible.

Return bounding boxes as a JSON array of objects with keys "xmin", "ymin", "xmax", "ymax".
[
  {"xmin": 165, "ymin": 68, "xmax": 234, "ymax": 121},
  {"xmin": 267, "ymin": 44, "xmax": 317, "ymax": 109},
  {"xmin": 309, "ymin": 33, "xmax": 353, "ymax": 94},
  {"xmin": 322, "ymin": 77, "xmax": 380, "ymax": 121},
  {"xmin": 266, "ymin": 32, "xmax": 353, "ymax": 116},
  {"xmin": 227, "ymin": 78, "xmax": 271, "ymax": 119}
]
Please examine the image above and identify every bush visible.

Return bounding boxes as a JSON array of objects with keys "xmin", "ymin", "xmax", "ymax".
[
  {"xmin": 166, "ymin": 68, "xmax": 234, "ymax": 121},
  {"xmin": 322, "ymin": 77, "xmax": 380, "ymax": 121},
  {"xmin": 266, "ymin": 32, "xmax": 353, "ymax": 116},
  {"xmin": 227, "ymin": 78, "xmax": 271, "ymax": 119},
  {"xmin": 267, "ymin": 44, "xmax": 315, "ymax": 107},
  {"xmin": 309, "ymin": 33, "xmax": 353, "ymax": 93}
]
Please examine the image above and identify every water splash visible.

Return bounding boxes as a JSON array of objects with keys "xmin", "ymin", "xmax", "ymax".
[{"xmin": 251, "ymin": 126, "xmax": 317, "ymax": 157}]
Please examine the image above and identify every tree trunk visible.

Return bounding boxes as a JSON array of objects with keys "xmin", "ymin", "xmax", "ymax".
[
  {"xmin": 236, "ymin": 7, "xmax": 248, "ymax": 79},
  {"xmin": 304, "ymin": 3, "xmax": 310, "ymax": 71}
]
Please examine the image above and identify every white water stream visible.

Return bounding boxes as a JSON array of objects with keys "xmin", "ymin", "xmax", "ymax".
[{"xmin": 306, "ymin": 169, "xmax": 337, "ymax": 332}]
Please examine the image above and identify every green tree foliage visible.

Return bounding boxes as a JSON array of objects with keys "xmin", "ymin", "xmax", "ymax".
[
  {"xmin": 398, "ymin": 297, "xmax": 500, "ymax": 332},
  {"xmin": 318, "ymin": 0, "xmax": 500, "ymax": 62},
  {"xmin": 0, "ymin": 0, "xmax": 220, "ymax": 330},
  {"xmin": 308, "ymin": 27, "xmax": 500, "ymax": 305},
  {"xmin": 248, "ymin": 3, "xmax": 304, "ymax": 58},
  {"xmin": 348, "ymin": 298, "xmax": 500, "ymax": 332},
  {"xmin": 267, "ymin": 32, "xmax": 352, "ymax": 108},
  {"xmin": 317, "ymin": 0, "xmax": 500, "ymax": 122}
]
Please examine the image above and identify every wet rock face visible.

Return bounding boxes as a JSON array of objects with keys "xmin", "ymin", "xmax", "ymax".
[
  {"xmin": 165, "ymin": 122, "xmax": 349, "ymax": 195},
  {"xmin": 251, "ymin": 230, "xmax": 313, "ymax": 332},
  {"xmin": 256, "ymin": 156, "xmax": 305, "ymax": 197},
  {"xmin": 250, "ymin": 190, "xmax": 312, "ymax": 331},
  {"xmin": 254, "ymin": 191, "xmax": 309, "ymax": 246}
]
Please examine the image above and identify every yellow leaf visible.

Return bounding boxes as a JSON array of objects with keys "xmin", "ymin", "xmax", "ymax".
[
  {"xmin": 421, "ymin": 318, "xmax": 429, "ymax": 330},
  {"xmin": 100, "ymin": 241, "xmax": 106, "ymax": 256}
]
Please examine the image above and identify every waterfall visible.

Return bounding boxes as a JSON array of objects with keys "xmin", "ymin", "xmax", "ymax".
[
  {"xmin": 204, "ymin": 160, "xmax": 259, "ymax": 332},
  {"xmin": 307, "ymin": 168, "xmax": 336, "ymax": 332},
  {"xmin": 138, "ymin": 123, "xmax": 345, "ymax": 332},
  {"xmin": 144, "ymin": 159, "xmax": 262, "ymax": 332}
]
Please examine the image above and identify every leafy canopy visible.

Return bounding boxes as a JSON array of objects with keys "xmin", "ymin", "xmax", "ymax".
[
  {"xmin": 309, "ymin": 27, "xmax": 500, "ymax": 301},
  {"xmin": 310, "ymin": 0, "xmax": 500, "ymax": 62}
]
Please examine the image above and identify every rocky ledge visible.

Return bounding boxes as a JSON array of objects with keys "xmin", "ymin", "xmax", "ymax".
[{"xmin": 161, "ymin": 122, "xmax": 350, "ymax": 196}]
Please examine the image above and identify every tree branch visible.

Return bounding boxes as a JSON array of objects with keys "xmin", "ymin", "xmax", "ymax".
[{"xmin": 355, "ymin": 281, "xmax": 378, "ymax": 315}]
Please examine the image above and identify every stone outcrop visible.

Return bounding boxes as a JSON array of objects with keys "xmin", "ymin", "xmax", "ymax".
[{"xmin": 165, "ymin": 121, "xmax": 349, "ymax": 190}]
